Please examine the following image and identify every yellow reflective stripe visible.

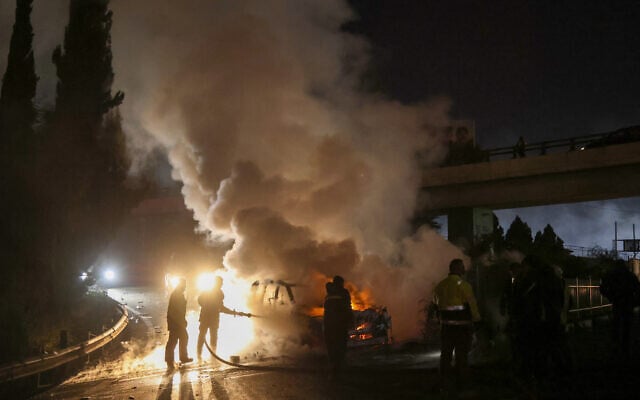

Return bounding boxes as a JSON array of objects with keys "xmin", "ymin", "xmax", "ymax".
[
  {"xmin": 441, "ymin": 320, "xmax": 473, "ymax": 325},
  {"xmin": 441, "ymin": 305, "xmax": 466, "ymax": 311}
]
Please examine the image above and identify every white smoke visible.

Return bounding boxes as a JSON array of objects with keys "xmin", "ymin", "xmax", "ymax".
[
  {"xmin": 109, "ymin": 0, "xmax": 462, "ymax": 340},
  {"xmin": 0, "ymin": 0, "xmax": 465, "ymax": 341}
]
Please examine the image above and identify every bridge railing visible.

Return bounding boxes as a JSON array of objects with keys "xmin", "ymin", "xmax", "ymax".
[
  {"xmin": 486, "ymin": 132, "xmax": 608, "ymax": 160},
  {"xmin": 0, "ymin": 302, "xmax": 128, "ymax": 383},
  {"xmin": 567, "ymin": 277, "xmax": 611, "ymax": 321}
]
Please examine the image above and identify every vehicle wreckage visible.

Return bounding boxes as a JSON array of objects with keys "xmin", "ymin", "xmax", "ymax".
[{"xmin": 250, "ymin": 279, "xmax": 392, "ymax": 347}]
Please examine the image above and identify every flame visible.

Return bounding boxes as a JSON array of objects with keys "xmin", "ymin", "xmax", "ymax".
[
  {"xmin": 347, "ymin": 284, "xmax": 374, "ymax": 311},
  {"xmin": 306, "ymin": 306, "xmax": 324, "ymax": 317},
  {"xmin": 215, "ymin": 269, "xmax": 254, "ymax": 358},
  {"xmin": 349, "ymin": 332, "xmax": 374, "ymax": 341},
  {"xmin": 302, "ymin": 283, "xmax": 376, "ymax": 318}
]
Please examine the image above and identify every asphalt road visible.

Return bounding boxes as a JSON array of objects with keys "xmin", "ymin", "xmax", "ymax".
[
  {"xmin": 31, "ymin": 286, "xmax": 443, "ymax": 400},
  {"xmin": 30, "ymin": 286, "xmax": 640, "ymax": 400}
]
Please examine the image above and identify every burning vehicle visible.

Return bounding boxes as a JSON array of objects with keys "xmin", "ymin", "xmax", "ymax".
[
  {"xmin": 250, "ymin": 279, "xmax": 392, "ymax": 348},
  {"xmin": 348, "ymin": 307, "xmax": 392, "ymax": 347}
]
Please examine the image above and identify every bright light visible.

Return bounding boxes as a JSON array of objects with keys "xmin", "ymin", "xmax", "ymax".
[
  {"xmin": 104, "ymin": 269, "xmax": 116, "ymax": 281},
  {"xmin": 80, "ymin": 272, "xmax": 88, "ymax": 281},
  {"xmin": 196, "ymin": 272, "xmax": 217, "ymax": 292},
  {"xmin": 165, "ymin": 274, "xmax": 182, "ymax": 290},
  {"xmin": 214, "ymin": 270, "xmax": 255, "ymax": 358}
]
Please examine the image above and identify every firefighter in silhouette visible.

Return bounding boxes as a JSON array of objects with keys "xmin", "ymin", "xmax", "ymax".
[
  {"xmin": 196, "ymin": 276, "xmax": 246, "ymax": 361},
  {"xmin": 323, "ymin": 275, "xmax": 353, "ymax": 378},
  {"xmin": 165, "ymin": 278, "xmax": 192, "ymax": 369},
  {"xmin": 432, "ymin": 259, "xmax": 481, "ymax": 381},
  {"xmin": 600, "ymin": 260, "xmax": 640, "ymax": 358}
]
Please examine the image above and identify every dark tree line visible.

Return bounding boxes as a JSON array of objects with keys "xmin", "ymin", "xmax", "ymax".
[
  {"xmin": 478, "ymin": 214, "xmax": 570, "ymax": 266},
  {"xmin": 0, "ymin": 0, "xmax": 144, "ymax": 362},
  {"xmin": 470, "ymin": 212, "xmax": 618, "ymax": 280}
]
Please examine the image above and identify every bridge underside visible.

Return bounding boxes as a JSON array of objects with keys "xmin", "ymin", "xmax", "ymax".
[{"xmin": 421, "ymin": 141, "xmax": 640, "ymax": 215}]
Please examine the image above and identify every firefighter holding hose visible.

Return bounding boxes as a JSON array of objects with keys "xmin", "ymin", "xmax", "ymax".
[
  {"xmin": 431, "ymin": 259, "xmax": 481, "ymax": 384},
  {"xmin": 197, "ymin": 276, "xmax": 251, "ymax": 361}
]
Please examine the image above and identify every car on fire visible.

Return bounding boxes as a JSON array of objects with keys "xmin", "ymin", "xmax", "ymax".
[
  {"xmin": 348, "ymin": 306, "xmax": 392, "ymax": 347},
  {"xmin": 250, "ymin": 279, "xmax": 392, "ymax": 348}
]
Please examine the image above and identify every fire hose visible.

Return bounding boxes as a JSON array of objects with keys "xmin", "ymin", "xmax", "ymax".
[
  {"xmin": 202, "ymin": 318, "xmax": 402, "ymax": 373},
  {"xmin": 203, "ymin": 339, "xmax": 422, "ymax": 375},
  {"xmin": 202, "ymin": 333, "xmax": 320, "ymax": 373},
  {"xmin": 197, "ymin": 310, "xmax": 317, "ymax": 372}
]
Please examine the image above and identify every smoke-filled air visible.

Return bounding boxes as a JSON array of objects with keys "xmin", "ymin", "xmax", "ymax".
[
  {"xmin": 0, "ymin": 0, "xmax": 468, "ymax": 342},
  {"xmin": 109, "ymin": 0, "xmax": 466, "ymax": 341}
]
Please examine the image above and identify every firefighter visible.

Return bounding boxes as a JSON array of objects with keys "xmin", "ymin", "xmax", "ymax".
[
  {"xmin": 323, "ymin": 275, "xmax": 353, "ymax": 379},
  {"xmin": 196, "ymin": 276, "xmax": 245, "ymax": 361},
  {"xmin": 432, "ymin": 259, "xmax": 481, "ymax": 381},
  {"xmin": 165, "ymin": 278, "xmax": 192, "ymax": 370}
]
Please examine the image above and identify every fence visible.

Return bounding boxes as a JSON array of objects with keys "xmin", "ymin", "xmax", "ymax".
[
  {"xmin": 567, "ymin": 277, "xmax": 611, "ymax": 321},
  {"xmin": 485, "ymin": 131, "xmax": 615, "ymax": 160}
]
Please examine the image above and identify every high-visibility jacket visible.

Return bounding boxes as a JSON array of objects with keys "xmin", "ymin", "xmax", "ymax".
[{"xmin": 433, "ymin": 274, "xmax": 481, "ymax": 325}]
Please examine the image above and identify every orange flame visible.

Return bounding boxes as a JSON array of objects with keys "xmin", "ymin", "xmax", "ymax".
[{"xmin": 347, "ymin": 284, "xmax": 374, "ymax": 311}]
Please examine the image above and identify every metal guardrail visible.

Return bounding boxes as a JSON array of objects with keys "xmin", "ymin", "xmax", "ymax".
[
  {"xmin": 0, "ymin": 303, "xmax": 128, "ymax": 383},
  {"xmin": 567, "ymin": 277, "xmax": 611, "ymax": 320},
  {"xmin": 486, "ymin": 132, "xmax": 610, "ymax": 160}
]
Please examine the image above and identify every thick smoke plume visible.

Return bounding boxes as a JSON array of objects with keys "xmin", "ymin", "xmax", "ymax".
[
  {"xmin": 114, "ymin": 0, "xmax": 464, "ymax": 340},
  {"xmin": 1, "ymin": 0, "xmax": 466, "ymax": 340}
]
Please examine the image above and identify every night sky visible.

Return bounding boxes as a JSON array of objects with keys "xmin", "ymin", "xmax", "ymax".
[
  {"xmin": 347, "ymin": 0, "xmax": 640, "ymax": 250},
  {"xmin": 1, "ymin": 1, "xmax": 639, "ymax": 250},
  {"xmin": 347, "ymin": 0, "xmax": 640, "ymax": 145}
]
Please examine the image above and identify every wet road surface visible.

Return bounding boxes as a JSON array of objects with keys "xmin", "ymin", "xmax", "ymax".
[{"xmin": 29, "ymin": 286, "xmax": 640, "ymax": 399}]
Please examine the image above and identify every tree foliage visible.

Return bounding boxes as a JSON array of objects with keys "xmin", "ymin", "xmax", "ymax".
[
  {"xmin": 42, "ymin": 0, "xmax": 139, "ymax": 303},
  {"xmin": 51, "ymin": 0, "xmax": 123, "ymax": 133},
  {"xmin": 533, "ymin": 224, "xmax": 569, "ymax": 264},
  {"xmin": 0, "ymin": 0, "xmax": 38, "ymax": 154},
  {"xmin": 0, "ymin": 0, "xmax": 39, "ymax": 362},
  {"xmin": 0, "ymin": 0, "xmax": 147, "ymax": 362},
  {"xmin": 504, "ymin": 215, "xmax": 533, "ymax": 253}
]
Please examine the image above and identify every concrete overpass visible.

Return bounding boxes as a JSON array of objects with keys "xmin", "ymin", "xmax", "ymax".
[{"xmin": 420, "ymin": 141, "xmax": 640, "ymax": 245}]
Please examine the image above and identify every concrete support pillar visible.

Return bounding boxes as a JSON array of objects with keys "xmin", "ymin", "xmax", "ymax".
[{"xmin": 447, "ymin": 207, "xmax": 494, "ymax": 250}]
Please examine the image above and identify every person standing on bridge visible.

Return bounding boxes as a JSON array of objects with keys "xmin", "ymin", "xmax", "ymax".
[
  {"xmin": 513, "ymin": 136, "xmax": 526, "ymax": 158},
  {"xmin": 323, "ymin": 275, "xmax": 353, "ymax": 379},
  {"xmin": 165, "ymin": 278, "xmax": 193, "ymax": 370},
  {"xmin": 432, "ymin": 259, "xmax": 481, "ymax": 384},
  {"xmin": 196, "ymin": 276, "xmax": 245, "ymax": 361}
]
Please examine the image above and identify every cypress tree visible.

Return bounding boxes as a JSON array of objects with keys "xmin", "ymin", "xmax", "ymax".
[
  {"xmin": 46, "ymin": 0, "xmax": 135, "ymax": 307},
  {"xmin": 0, "ymin": 0, "xmax": 39, "ymax": 362},
  {"xmin": 533, "ymin": 224, "xmax": 568, "ymax": 264},
  {"xmin": 52, "ymin": 0, "xmax": 123, "ymax": 133},
  {"xmin": 0, "ymin": 0, "xmax": 38, "ymax": 153},
  {"xmin": 505, "ymin": 215, "xmax": 533, "ymax": 253}
]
